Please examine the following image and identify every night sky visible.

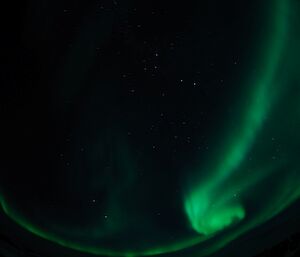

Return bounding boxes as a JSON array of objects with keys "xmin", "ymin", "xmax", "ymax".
[{"xmin": 1, "ymin": 0, "xmax": 300, "ymax": 257}]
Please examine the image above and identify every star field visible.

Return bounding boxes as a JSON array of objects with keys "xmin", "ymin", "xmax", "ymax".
[{"xmin": 1, "ymin": 0, "xmax": 300, "ymax": 257}]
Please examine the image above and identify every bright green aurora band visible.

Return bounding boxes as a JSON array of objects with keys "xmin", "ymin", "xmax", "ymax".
[{"xmin": 1, "ymin": 0, "xmax": 300, "ymax": 256}]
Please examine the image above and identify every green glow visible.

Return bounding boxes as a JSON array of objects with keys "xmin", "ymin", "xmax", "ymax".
[
  {"xmin": 1, "ymin": 1, "xmax": 300, "ymax": 257},
  {"xmin": 184, "ymin": 0, "xmax": 297, "ymax": 238},
  {"xmin": 185, "ymin": 191, "xmax": 246, "ymax": 235},
  {"xmin": 0, "ymin": 193, "xmax": 207, "ymax": 257}
]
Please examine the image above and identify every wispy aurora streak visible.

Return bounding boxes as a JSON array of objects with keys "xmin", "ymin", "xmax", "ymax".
[
  {"xmin": 183, "ymin": 0, "xmax": 289, "ymax": 235},
  {"xmin": 184, "ymin": 0, "xmax": 300, "ymax": 246},
  {"xmin": 1, "ymin": 0, "xmax": 300, "ymax": 256}
]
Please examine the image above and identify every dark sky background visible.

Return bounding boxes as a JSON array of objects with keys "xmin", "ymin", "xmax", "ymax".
[{"xmin": 1, "ymin": 0, "xmax": 300, "ymax": 257}]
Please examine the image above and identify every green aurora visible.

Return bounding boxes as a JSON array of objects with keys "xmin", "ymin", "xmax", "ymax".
[{"xmin": 1, "ymin": 0, "xmax": 300, "ymax": 256}]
